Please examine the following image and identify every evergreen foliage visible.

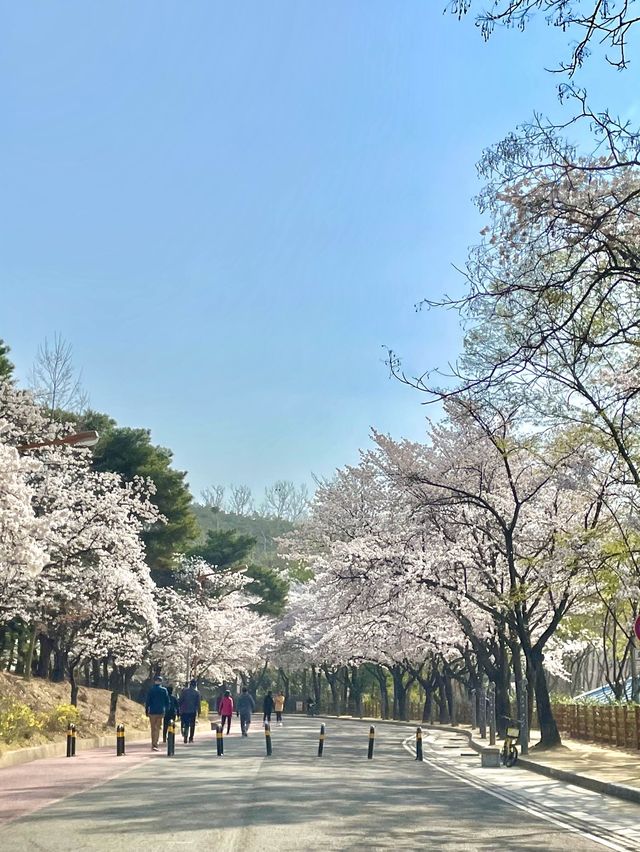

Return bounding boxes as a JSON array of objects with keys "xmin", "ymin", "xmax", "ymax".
[{"xmin": 81, "ymin": 411, "xmax": 198, "ymax": 582}]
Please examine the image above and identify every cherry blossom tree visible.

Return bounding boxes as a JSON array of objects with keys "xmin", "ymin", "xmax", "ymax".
[{"xmin": 149, "ymin": 557, "xmax": 273, "ymax": 687}]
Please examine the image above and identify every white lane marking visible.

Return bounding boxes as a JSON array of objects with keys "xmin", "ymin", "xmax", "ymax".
[{"xmin": 402, "ymin": 737, "xmax": 636, "ymax": 852}]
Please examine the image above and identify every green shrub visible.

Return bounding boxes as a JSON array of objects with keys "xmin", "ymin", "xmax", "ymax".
[
  {"xmin": 44, "ymin": 703, "xmax": 81, "ymax": 733},
  {"xmin": 0, "ymin": 699, "xmax": 43, "ymax": 743},
  {"xmin": 200, "ymin": 699, "xmax": 209, "ymax": 716}
]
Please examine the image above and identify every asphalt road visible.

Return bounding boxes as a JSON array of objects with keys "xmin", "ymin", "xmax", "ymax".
[{"xmin": 0, "ymin": 716, "xmax": 637, "ymax": 851}]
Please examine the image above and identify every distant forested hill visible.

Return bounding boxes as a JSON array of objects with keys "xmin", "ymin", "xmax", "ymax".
[{"xmin": 191, "ymin": 504, "xmax": 294, "ymax": 566}]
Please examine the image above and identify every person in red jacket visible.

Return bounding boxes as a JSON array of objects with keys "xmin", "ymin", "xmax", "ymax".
[{"xmin": 220, "ymin": 689, "xmax": 234, "ymax": 734}]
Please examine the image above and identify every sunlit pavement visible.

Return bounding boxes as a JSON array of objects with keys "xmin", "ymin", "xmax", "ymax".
[{"xmin": 0, "ymin": 717, "xmax": 637, "ymax": 851}]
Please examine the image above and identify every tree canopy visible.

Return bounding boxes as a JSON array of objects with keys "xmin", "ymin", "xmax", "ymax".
[{"xmin": 81, "ymin": 411, "xmax": 198, "ymax": 582}]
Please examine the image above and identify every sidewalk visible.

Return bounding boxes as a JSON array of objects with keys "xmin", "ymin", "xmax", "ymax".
[
  {"xmin": 0, "ymin": 736, "xmax": 155, "ymax": 827},
  {"xmin": 426, "ymin": 721, "xmax": 640, "ymax": 805},
  {"xmin": 0, "ymin": 727, "xmax": 149, "ymax": 770},
  {"xmin": 0, "ymin": 722, "xmax": 222, "ymax": 828},
  {"xmin": 320, "ymin": 713, "xmax": 640, "ymax": 806}
]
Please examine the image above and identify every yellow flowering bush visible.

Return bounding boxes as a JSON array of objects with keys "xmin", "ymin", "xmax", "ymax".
[
  {"xmin": 199, "ymin": 699, "xmax": 209, "ymax": 716},
  {"xmin": 44, "ymin": 703, "xmax": 81, "ymax": 733},
  {"xmin": 0, "ymin": 699, "xmax": 43, "ymax": 743}
]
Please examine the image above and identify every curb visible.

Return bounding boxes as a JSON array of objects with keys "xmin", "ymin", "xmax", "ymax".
[
  {"xmin": 0, "ymin": 730, "xmax": 149, "ymax": 770},
  {"xmin": 424, "ymin": 722, "xmax": 640, "ymax": 806},
  {"xmin": 516, "ymin": 756, "xmax": 640, "ymax": 805},
  {"xmin": 310, "ymin": 714, "xmax": 640, "ymax": 806}
]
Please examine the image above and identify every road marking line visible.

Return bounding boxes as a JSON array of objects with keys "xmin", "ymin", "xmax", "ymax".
[{"xmin": 402, "ymin": 738, "xmax": 635, "ymax": 852}]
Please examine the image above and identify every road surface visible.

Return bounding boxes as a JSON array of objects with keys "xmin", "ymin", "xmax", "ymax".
[{"xmin": 1, "ymin": 716, "xmax": 638, "ymax": 850}]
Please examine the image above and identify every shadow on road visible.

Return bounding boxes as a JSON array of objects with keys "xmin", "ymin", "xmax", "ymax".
[{"xmin": 2, "ymin": 720, "xmax": 604, "ymax": 850}]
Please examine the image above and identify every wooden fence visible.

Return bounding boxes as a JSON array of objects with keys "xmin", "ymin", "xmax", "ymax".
[
  {"xmin": 553, "ymin": 703, "xmax": 640, "ymax": 749},
  {"xmin": 360, "ymin": 699, "xmax": 423, "ymax": 720}
]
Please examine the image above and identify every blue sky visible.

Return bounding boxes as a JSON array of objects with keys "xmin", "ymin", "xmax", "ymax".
[{"xmin": 2, "ymin": 2, "xmax": 638, "ymax": 501}]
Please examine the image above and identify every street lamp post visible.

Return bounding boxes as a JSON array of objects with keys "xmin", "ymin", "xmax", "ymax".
[{"xmin": 18, "ymin": 430, "xmax": 100, "ymax": 452}]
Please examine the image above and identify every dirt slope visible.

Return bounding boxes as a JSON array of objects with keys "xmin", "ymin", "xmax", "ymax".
[{"xmin": 0, "ymin": 671, "xmax": 147, "ymax": 754}]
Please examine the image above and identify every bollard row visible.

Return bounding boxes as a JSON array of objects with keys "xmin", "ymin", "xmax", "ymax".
[{"xmin": 136, "ymin": 719, "xmax": 433, "ymax": 763}]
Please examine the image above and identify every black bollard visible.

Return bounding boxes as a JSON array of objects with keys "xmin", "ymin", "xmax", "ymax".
[
  {"xmin": 216, "ymin": 724, "xmax": 224, "ymax": 757},
  {"xmin": 167, "ymin": 720, "xmax": 175, "ymax": 757},
  {"xmin": 66, "ymin": 723, "xmax": 74, "ymax": 757},
  {"xmin": 318, "ymin": 723, "xmax": 325, "ymax": 758},
  {"xmin": 116, "ymin": 724, "xmax": 126, "ymax": 756},
  {"xmin": 415, "ymin": 726, "xmax": 423, "ymax": 762},
  {"xmin": 367, "ymin": 725, "xmax": 375, "ymax": 759},
  {"xmin": 264, "ymin": 722, "xmax": 272, "ymax": 757}
]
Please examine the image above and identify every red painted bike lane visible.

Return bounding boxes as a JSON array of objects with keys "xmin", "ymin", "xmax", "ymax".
[{"xmin": 0, "ymin": 739, "xmax": 156, "ymax": 827}]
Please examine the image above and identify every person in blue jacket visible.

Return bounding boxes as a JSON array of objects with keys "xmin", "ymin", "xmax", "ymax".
[{"xmin": 145, "ymin": 675, "xmax": 169, "ymax": 751}]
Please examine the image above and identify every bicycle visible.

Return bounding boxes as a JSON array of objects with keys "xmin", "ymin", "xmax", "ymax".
[{"xmin": 501, "ymin": 718, "xmax": 520, "ymax": 767}]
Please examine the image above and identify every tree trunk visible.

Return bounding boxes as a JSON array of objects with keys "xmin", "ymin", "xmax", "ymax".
[
  {"xmin": 422, "ymin": 689, "xmax": 432, "ymax": 723},
  {"xmin": 392, "ymin": 666, "xmax": 411, "ymax": 721},
  {"xmin": 107, "ymin": 690, "xmax": 119, "ymax": 727},
  {"xmin": 494, "ymin": 675, "xmax": 511, "ymax": 738},
  {"xmin": 52, "ymin": 647, "xmax": 66, "ymax": 683},
  {"xmin": 311, "ymin": 664, "xmax": 321, "ymax": 711},
  {"xmin": 5, "ymin": 629, "xmax": 16, "ymax": 673},
  {"xmin": 323, "ymin": 669, "xmax": 340, "ymax": 714},
  {"xmin": 278, "ymin": 667, "xmax": 290, "ymax": 701},
  {"xmin": 532, "ymin": 653, "xmax": 561, "ymax": 749},
  {"xmin": 124, "ymin": 665, "xmax": 137, "ymax": 698},
  {"xmin": 349, "ymin": 665, "xmax": 363, "ymax": 717},
  {"xmin": 69, "ymin": 664, "xmax": 79, "ymax": 707},
  {"xmin": 373, "ymin": 665, "xmax": 390, "ymax": 719},
  {"xmin": 340, "ymin": 668, "xmax": 349, "ymax": 715},
  {"xmin": 23, "ymin": 624, "xmax": 38, "ymax": 681},
  {"xmin": 435, "ymin": 675, "xmax": 449, "ymax": 723},
  {"xmin": 37, "ymin": 634, "xmax": 54, "ymax": 679},
  {"xmin": 444, "ymin": 674, "xmax": 455, "ymax": 724}
]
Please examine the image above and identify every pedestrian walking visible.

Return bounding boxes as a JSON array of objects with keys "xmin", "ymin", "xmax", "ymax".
[
  {"xmin": 220, "ymin": 689, "xmax": 234, "ymax": 734},
  {"xmin": 162, "ymin": 685, "xmax": 179, "ymax": 743},
  {"xmin": 216, "ymin": 691, "xmax": 224, "ymax": 716},
  {"xmin": 236, "ymin": 687, "xmax": 255, "ymax": 737},
  {"xmin": 145, "ymin": 675, "xmax": 169, "ymax": 751},
  {"xmin": 179, "ymin": 679, "xmax": 201, "ymax": 743},
  {"xmin": 263, "ymin": 690, "xmax": 275, "ymax": 724},
  {"xmin": 275, "ymin": 690, "xmax": 285, "ymax": 726}
]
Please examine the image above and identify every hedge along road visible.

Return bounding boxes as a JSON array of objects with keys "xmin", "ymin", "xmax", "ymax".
[{"xmin": 0, "ymin": 716, "xmax": 635, "ymax": 851}]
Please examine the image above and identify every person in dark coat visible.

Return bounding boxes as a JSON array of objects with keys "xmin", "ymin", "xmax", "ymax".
[
  {"xmin": 179, "ymin": 679, "xmax": 201, "ymax": 743},
  {"xmin": 262, "ymin": 690, "xmax": 275, "ymax": 724},
  {"xmin": 162, "ymin": 685, "xmax": 180, "ymax": 743},
  {"xmin": 236, "ymin": 687, "xmax": 255, "ymax": 737},
  {"xmin": 145, "ymin": 675, "xmax": 169, "ymax": 751}
]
